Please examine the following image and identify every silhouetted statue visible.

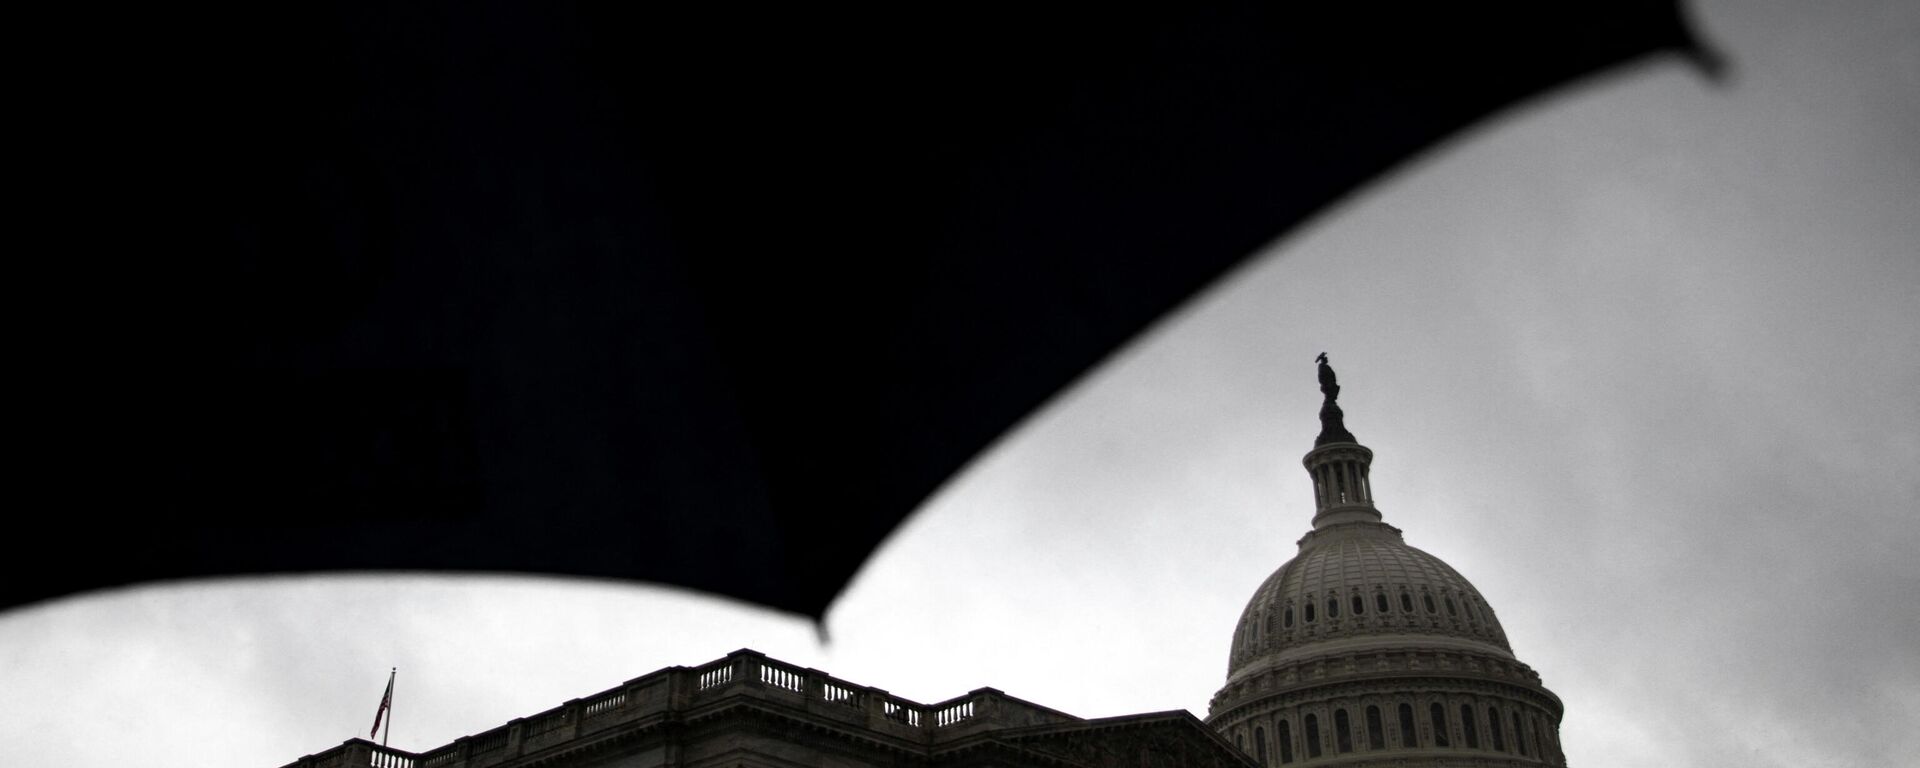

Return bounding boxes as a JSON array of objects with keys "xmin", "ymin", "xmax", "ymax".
[
  {"xmin": 1316, "ymin": 352, "xmax": 1340, "ymax": 402},
  {"xmin": 1314, "ymin": 353, "xmax": 1356, "ymax": 446}
]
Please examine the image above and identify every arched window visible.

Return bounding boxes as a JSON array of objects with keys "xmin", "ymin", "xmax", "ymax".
[
  {"xmin": 1445, "ymin": 597, "xmax": 1457, "ymax": 616},
  {"xmin": 1334, "ymin": 709, "xmax": 1352, "ymax": 753},
  {"xmin": 1304, "ymin": 603, "xmax": 1316, "ymax": 622},
  {"xmin": 1255, "ymin": 727, "xmax": 1267, "ymax": 765},
  {"xmin": 1397, "ymin": 704, "xmax": 1416, "ymax": 747},
  {"xmin": 1401, "ymin": 593, "xmax": 1414, "ymax": 613},
  {"xmin": 1365, "ymin": 706, "xmax": 1385, "ymax": 750},
  {"xmin": 1284, "ymin": 607, "xmax": 1294, "ymax": 628},
  {"xmin": 1424, "ymin": 594, "xmax": 1437, "ymax": 614},
  {"xmin": 1514, "ymin": 713, "xmax": 1528, "ymax": 756},
  {"xmin": 1305, "ymin": 714, "xmax": 1323, "ymax": 758},
  {"xmin": 1375, "ymin": 593, "xmax": 1389, "ymax": 613},
  {"xmin": 1327, "ymin": 597, "xmax": 1340, "ymax": 619},
  {"xmin": 1278, "ymin": 719, "xmax": 1294, "ymax": 764},
  {"xmin": 1429, "ymin": 703, "xmax": 1450, "ymax": 747},
  {"xmin": 1459, "ymin": 704, "xmax": 1479, "ymax": 748},
  {"xmin": 1489, "ymin": 707, "xmax": 1506, "ymax": 751}
]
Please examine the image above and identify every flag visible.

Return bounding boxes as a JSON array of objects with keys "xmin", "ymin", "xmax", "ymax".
[{"xmin": 370, "ymin": 669, "xmax": 394, "ymax": 740}]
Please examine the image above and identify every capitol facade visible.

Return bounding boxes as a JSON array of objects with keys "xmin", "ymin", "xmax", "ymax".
[{"xmin": 278, "ymin": 358, "xmax": 1566, "ymax": 768}]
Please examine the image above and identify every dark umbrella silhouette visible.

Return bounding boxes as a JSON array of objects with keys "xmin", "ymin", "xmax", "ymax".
[{"xmin": 15, "ymin": 2, "xmax": 1716, "ymax": 620}]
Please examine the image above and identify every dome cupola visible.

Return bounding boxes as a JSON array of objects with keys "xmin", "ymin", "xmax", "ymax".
[{"xmin": 1207, "ymin": 356, "xmax": 1566, "ymax": 767}]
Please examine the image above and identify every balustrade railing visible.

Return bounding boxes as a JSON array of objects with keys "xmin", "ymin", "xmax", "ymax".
[
  {"xmin": 934, "ymin": 700, "xmax": 975, "ymax": 727},
  {"xmin": 759, "ymin": 660, "xmax": 806, "ymax": 693},
  {"xmin": 417, "ymin": 745, "xmax": 459, "ymax": 768},
  {"xmin": 523, "ymin": 710, "xmax": 568, "ymax": 739},
  {"xmin": 308, "ymin": 751, "xmax": 345, "ymax": 768},
  {"xmin": 583, "ymin": 690, "xmax": 626, "ymax": 718},
  {"xmin": 369, "ymin": 745, "xmax": 415, "ymax": 768},
  {"xmin": 821, "ymin": 680, "xmax": 862, "ymax": 709},
  {"xmin": 468, "ymin": 729, "xmax": 509, "ymax": 757},
  {"xmin": 882, "ymin": 700, "xmax": 922, "ymax": 727},
  {"xmin": 697, "ymin": 661, "xmax": 735, "ymax": 691}
]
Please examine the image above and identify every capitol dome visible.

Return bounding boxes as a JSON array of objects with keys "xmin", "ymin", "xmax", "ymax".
[
  {"xmin": 1225, "ymin": 523, "xmax": 1514, "ymax": 683},
  {"xmin": 1208, "ymin": 357, "xmax": 1565, "ymax": 767}
]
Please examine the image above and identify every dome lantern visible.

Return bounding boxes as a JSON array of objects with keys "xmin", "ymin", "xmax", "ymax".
[{"xmin": 1303, "ymin": 354, "xmax": 1380, "ymax": 529}]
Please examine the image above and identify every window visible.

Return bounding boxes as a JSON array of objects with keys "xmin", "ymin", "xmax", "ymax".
[
  {"xmin": 1424, "ymin": 594, "xmax": 1437, "ymax": 614},
  {"xmin": 1401, "ymin": 593, "xmax": 1415, "ymax": 613},
  {"xmin": 1284, "ymin": 607, "xmax": 1294, "ymax": 628},
  {"xmin": 1430, "ymin": 703, "xmax": 1450, "ymax": 747},
  {"xmin": 1334, "ymin": 709, "xmax": 1352, "ymax": 753},
  {"xmin": 1533, "ymin": 718, "xmax": 1546, "ymax": 762},
  {"xmin": 1365, "ymin": 706, "xmax": 1385, "ymax": 750},
  {"xmin": 1445, "ymin": 597, "xmax": 1457, "ymax": 616},
  {"xmin": 1460, "ymin": 705, "xmax": 1479, "ymax": 748},
  {"xmin": 1489, "ymin": 708, "xmax": 1506, "ymax": 751},
  {"xmin": 1278, "ymin": 720, "xmax": 1294, "ymax": 764},
  {"xmin": 1305, "ymin": 714, "xmax": 1322, "ymax": 758},
  {"xmin": 1514, "ymin": 713, "xmax": 1528, "ymax": 756},
  {"xmin": 1237, "ymin": 733, "xmax": 1244, "ymax": 751},
  {"xmin": 1255, "ymin": 727, "xmax": 1267, "ymax": 765},
  {"xmin": 1397, "ymin": 704, "xmax": 1416, "ymax": 747},
  {"xmin": 1376, "ymin": 593, "xmax": 1389, "ymax": 613},
  {"xmin": 1305, "ymin": 603, "xmax": 1316, "ymax": 622},
  {"xmin": 1353, "ymin": 595, "xmax": 1366, "ymax": 615},
  {"xmin": 1327, "ymin": 598, "xmax": 1339, "ymax": 619}
]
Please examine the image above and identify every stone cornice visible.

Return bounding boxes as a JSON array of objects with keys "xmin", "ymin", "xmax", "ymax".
[
  {"xmin": 1207, "ymin": 674, "xmax": 1565, "ymax": 727},
  {"xmin": 1209, "ymin": 647, "xmax": 1560, "ymax": 721}
]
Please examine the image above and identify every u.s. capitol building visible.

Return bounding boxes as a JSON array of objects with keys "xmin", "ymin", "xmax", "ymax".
[{"xmin": 281, "ymin": 358, "xmax": 1564, "ymax": 768}]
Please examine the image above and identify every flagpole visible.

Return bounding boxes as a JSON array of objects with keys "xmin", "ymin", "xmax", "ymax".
[{"xmin": 384, "ymin": 667, "xmax": 395, "ymax": 747}]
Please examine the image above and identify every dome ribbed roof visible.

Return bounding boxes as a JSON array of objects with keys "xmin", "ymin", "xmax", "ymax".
[{"xmin": 1225, "ymin": 520, "xmax": 1512, "ymax": 683}]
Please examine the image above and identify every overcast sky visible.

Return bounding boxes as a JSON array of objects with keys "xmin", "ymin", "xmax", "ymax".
[{"xmin": 4, "ymin": 1, "xmax": 1915, "ymax": 767}]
